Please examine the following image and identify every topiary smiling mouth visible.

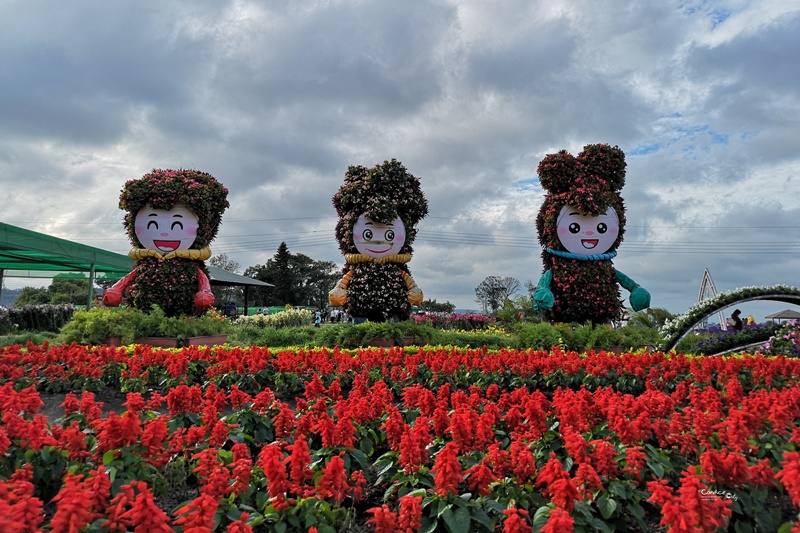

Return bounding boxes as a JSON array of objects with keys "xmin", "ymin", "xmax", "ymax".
[
  {"xmin": 154, "ymin": 240, "xmax": 180, "ymax": 251},
  {"xmin": 581, "ymin": 239, "xmax": 599, "ymax": 249}
]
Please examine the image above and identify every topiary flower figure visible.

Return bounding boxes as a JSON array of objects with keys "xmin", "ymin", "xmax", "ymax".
[
  {"xmin": 102, "ymin": 169, "xmax": 229, "ymax": 317},
  {"xmin": 329, "ymin": 159, "xmax": 428, "ymax": 321},
  {"xmin": 532, "ymin": 144, "xmax": 650, "ymax": 323}
]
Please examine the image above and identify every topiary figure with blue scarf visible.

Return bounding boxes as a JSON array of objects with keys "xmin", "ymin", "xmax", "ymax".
[{"xmin": 533, "ymin": 144, "xmax": 650, "ymax": 323}]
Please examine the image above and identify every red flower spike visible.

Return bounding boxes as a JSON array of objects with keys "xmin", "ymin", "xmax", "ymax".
[
  {"xmin": 502, "ymin": 507, "xmax": 532, "ymax": 533},
  {"xmin": 777, "ymin": 451, "xmax": 800, "ymax": 507},
  {"xmin": 397, "ymin": 494, "xmax": 423, "ymax": 533},
  {"xmin": 432, "ymin": 442, "xmax": 464, "ymax": 497},
  {"xmin": 287, "ymin": 435, "xmax": 315, "ymax": 492},
  {"xmin": 118, "ymin": 481, "xmax": 172, "ymax": 532},
  {"xmin": 367, "ymin": 504, "xmax": 397, "ymax": 533},
  {"xmin": 316, "ymin": 453, "xmax": 350, "ymax": 503},
  {"xmin": 541, "ymin": 507, "xmax": 574, "ymax": 533},
  {"xmin": 50, "ymin": 474, "xmax": 94, "ymax": 533},
  {"xmin": 173, "ymin": 493, "xmax": 219, "ymax": 532},
  {"xmin": 225, "ymin": 512, "xmax": 253, "ymax": 533}
]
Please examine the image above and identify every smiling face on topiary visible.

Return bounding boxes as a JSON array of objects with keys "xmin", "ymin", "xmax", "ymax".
[
  {"xmin": 332, "ymin": 159, "xmax": 428, "ymax": 255},
  {"xmin": 352, "ymin": 215, "xmax": 407, "ymax": 258},
  {"xmin": 556, "ymin": 205, "xmax": 620, "ymax": 256},
  {"xmin": 120, "ymin": 169, "xmax": 229, "ymax": 249},
  {"xmin": 134, "ymin": 204, "xmax": 200, "ymax": 253}
]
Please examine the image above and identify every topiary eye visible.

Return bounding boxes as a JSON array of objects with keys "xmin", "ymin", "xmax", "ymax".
[
  {"xmin": 597, "ymin": 223, "xmax": 607, "ymax": 234},
  {"xmin": 569, "ymin": 222, "xmax": 580, "ymax": 234},
  {"xmin": 385, "ymin": 230, "xmax": 395, "ymax": 241},
  {"xmin": 147, "ymin": 221, "xmax": 158, "ymax": 230},
  {"xmin": 362, "ymin": 229, "xmax": 373, "ymax": 241}
]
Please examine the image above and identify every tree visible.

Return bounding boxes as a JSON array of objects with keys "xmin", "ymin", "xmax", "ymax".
[
  {"xmin": 291, "ymin": 253, "xmax": 340, "ymax": 308},
  {"xmin": 14, "ymin": 286, "xmax": 50, "ymax": 306},
  {"xmin": 475, "ymin": 276, "xmax": 521, "ymax": 315},
  {"xmin": 421, "ymin": 299, "xmax": 456, "ymax": 313},
  {"xmin": 209, "ymin": 253, "xmax": 242, "ymax": 305},
  {"xmin": 272, "ymin": 242, "xmax": 295, "ymax": 305},
  {"xmin": 210, "ymin": 253, "xmax": 240, "ymax": 273},
  {"xmin": 14, "ymin": 276, "xmax": 92, "ymax": 306},
  {"xmin": 244, "ymin": 243, "xmax": 340, "ymax": 307}
]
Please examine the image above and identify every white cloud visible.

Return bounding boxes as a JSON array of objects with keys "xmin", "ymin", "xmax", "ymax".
[{"xmin": 2, "ymin": 0, "xmax": 799, "ymax": 320}]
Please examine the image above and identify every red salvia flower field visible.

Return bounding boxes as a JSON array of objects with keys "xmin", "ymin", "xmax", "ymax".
[{"xmin": 2, "ymin": 341, "xmax": 800, "ymax": 531}]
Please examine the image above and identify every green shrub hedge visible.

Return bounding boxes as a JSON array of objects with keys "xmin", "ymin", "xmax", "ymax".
[{"xmin": 0, "ymin": 304, "xmax": 75, "ymax": 334}]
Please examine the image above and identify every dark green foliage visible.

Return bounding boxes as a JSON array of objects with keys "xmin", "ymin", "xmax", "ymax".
[
  {"xmin": 513, "ymin": 322, "xmax": 564, "ymax": 350},
  {"xmin": 420, "ymin": 299, "xmax": 456, "ymax": 313},
  {"xmin": 58, "ymin": 305, "xmax": 232, "ymax": 345},
  {"xmin": 12, "ymin": 286, "xmax": 51, "ymax": 306},
  {"xmin": 244, "ymin": 243, "xmax": 340, "ymax": 307},
  {"xmin": 272, "ymin": 241, "xmax": 293, "ymax": 305}
]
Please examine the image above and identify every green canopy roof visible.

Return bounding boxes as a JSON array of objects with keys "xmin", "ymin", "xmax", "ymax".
[
  {"xmin": 0, "ymin": 222, "xmax": 272, "ymax": 313},
  {"xmin": 0, "ymin": 222, "xmax": 134, "ymax": 279}
]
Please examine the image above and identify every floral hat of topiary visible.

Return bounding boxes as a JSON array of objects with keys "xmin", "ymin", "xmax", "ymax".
[
  {"xmin": 332, "ymin": 159, "xmax": 429, "ymax": 254},
  {"xmin": 120, "ymin": 168, "xmax": 230, "ymax": 249},
  {"xmin": 536, "ymin": 144, "xmax": 628, "ymax": 252}
]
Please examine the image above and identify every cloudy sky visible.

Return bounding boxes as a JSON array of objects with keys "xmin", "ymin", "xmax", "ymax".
[{"xmin": 2, "ymin": 0, "xmax": 799, "ymax": 320}]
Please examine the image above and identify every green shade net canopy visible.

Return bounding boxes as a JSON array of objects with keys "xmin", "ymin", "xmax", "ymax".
[
  {"xmin": 0, "ymin": 222, "xmax": 135, "ymax": 306},
  {"xmin": 0, "ymin": 222, "xmax": 273, "ymax": 313}
]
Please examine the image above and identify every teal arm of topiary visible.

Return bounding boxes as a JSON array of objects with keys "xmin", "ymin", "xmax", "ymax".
[
  {"xmin": 533, "ymin": 270, "xmax": 554, "ymax": 312},
  {"xmin": 616, "ymin": 270, "xmax": 651, "ymax": 311}
]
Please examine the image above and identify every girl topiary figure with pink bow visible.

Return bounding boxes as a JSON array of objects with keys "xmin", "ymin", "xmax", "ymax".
[{"xmin": 533, "ymin": 144, "xmax": 650, "ymax": 324}]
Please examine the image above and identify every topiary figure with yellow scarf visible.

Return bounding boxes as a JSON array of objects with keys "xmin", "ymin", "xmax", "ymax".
[
  {"xmin": 102, "ymin": 169, "xmax": 229, "ymax": 317},
  {"xmin": 329, "ymin": 159, "xmax": 428, "ymax": 322}
]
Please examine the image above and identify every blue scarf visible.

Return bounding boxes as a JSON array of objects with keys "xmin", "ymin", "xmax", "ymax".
[{"xmin": 545, "ymin": 247, "xmax": 617, "ymax": 261}]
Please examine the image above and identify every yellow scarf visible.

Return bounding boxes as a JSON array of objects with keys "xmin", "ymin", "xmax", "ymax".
[
  {"xmin": 344, "ymin": 253, "xmax": 411, "ymax": 265},
  {"xmin": 129, "ymin": 246, "xmax": 212, "ymax": 261}
]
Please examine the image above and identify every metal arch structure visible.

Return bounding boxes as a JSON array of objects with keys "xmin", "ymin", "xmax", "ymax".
[
  {"xmin": 662, "ymin": 291, "xmax": 800, "ymax": 352},
  {"xmin": 698, "ymin": 269, "xmax": 727, "ymax": 329}
]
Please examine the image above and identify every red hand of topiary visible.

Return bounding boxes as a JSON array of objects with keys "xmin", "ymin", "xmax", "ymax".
[
  {"xmin": 194, "ymin": 269, "xmax": 214, "ymax": 310},
  {"xmin": 102, "ymin": 288, "xmax": 122, "ymax": 307}
]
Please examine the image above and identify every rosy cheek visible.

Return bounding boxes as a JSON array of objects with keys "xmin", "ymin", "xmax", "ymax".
[
  {"xmin": 557, "ymin": 227, "xmax": 567, "ymax": 235},
  {"xmin": 187, "ymin": 227, "xmax": 197, "ymax": 237}
]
